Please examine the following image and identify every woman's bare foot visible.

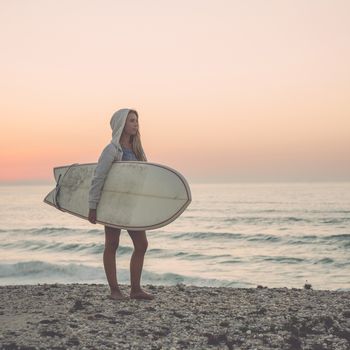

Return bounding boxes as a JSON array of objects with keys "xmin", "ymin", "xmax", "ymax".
[
  {"xmin": 108, "ymin": 290, "xmax": 128, "ymax": 300},
  {"xmin": 130, "ymin": 289, "xmax": 154, "ymax": 300}
]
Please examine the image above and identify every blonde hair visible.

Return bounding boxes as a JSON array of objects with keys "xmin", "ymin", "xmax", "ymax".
[{"xmin": 129, "ymin": 110, "xmax": 147, "ymax": 161}]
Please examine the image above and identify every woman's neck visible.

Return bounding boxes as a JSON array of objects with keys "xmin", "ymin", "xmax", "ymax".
[{"xmin": 120, "ymin": 134, "xmax": 132, "ymax": 148}]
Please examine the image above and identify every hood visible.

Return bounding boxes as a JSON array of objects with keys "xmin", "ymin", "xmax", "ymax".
[{"xmin": 110, "ymin": 108, "xmax": 136, "ymax": 147}]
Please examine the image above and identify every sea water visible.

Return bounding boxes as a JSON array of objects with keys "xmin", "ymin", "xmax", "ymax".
[{"xmin": 0, "ymin": 183, "xmax": 349, "ymax": 290}]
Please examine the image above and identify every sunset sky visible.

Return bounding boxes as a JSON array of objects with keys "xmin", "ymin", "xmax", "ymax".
[{"xmin": 1, "ymin": 0, "xmax": 349, "ymax": 183}]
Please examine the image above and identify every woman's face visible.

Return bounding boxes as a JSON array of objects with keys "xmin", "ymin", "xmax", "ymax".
[{"xmin": 123, "ymin": 112, "xmax": 139, "ymax": 136}]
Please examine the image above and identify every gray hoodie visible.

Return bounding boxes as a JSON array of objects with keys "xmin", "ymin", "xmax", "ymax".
[{"xmin": 88, "ymin": 108, "xmax": 146, "ymax": 209}]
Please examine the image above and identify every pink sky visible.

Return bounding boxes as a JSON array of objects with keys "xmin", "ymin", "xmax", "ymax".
[{"xmin": 1, "ymin": 0, "xmax": 349, "ymax": 182}]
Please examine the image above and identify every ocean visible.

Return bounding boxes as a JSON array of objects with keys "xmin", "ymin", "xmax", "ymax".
[{"xmin": 0, "ymin": 183, "xmax": 349, "ymax": 290}]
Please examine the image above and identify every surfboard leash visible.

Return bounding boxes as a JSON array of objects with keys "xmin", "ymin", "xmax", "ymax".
[
  {"xmin": 53, "ymin": 174, "xmax": 62, "ymax": 210},
  {"xmin": 53, "ymin": 163, "xmax": 79, "ymax": 210}
]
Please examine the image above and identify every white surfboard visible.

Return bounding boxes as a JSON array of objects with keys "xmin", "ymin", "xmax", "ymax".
[{"xmin": 43, "ymin": 162, "xmax": 192, "ymax": 230}]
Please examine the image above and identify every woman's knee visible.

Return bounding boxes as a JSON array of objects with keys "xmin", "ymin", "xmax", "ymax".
[
  {"xmin": 128, "ymin": 231, "xmax": 148, "ymax": 254},
  {"xmin": 136, "ymin": 239, "xmax": 148, "ymax": 254},
  {"xmin": 104, "ymin": 226, "xmax": 121, "ymax": 251}
]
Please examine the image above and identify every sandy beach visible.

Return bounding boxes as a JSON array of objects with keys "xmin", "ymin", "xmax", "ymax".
[{"xmin": 0, "ymin": 284, "xmax": 349, "ymax": 349}]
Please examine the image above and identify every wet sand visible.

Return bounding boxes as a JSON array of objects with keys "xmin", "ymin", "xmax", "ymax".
[{"xmin": 0, "ymin": 283, "xmax": 349, "ymax": 349}]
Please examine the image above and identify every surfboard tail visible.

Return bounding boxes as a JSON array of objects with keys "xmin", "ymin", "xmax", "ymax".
[{"xmin": 43, "ymin": 189, "xmax": 55, "ymax": 206}]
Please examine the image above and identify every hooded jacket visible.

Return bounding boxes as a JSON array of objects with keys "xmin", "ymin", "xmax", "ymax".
[{"xmin": 88, "ymin": 108, "xmax": 146, "ymax": 209}]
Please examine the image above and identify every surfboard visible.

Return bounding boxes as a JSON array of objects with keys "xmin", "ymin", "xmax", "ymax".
[{"xmin": 43, "ymin": 162, "xmax": 191, "ymax": 230}]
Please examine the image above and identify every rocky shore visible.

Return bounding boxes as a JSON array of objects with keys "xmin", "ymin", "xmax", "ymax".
[{"xmin": 0, "ymin": 284, "xmax": 349, "ymax": 349}]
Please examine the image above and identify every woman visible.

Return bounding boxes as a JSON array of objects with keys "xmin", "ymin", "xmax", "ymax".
[{"xmin": 88, "ymin": 108, "xmax": 154, "ymax": 300}]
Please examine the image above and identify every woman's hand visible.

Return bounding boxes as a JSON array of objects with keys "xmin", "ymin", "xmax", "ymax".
[{"xmin": 88, "ymin": 209, "xmax": 97, "ymax": 224}]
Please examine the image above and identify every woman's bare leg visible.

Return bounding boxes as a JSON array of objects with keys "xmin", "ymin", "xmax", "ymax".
[
  {"xmin": 127, "ymin": 230, "xmax": 154, "ymax": 300},
  {"xmin": 104, "ymin": 226, "xmax": 126, "ymax": 299}
]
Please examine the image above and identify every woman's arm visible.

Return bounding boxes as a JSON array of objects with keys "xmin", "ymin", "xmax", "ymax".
[{"xmin": 88, "ymin": 143, "xmax": 117, "ymax": 219}]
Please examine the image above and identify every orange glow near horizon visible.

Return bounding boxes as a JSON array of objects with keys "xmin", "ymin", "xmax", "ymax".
[{"xmin": 1, "ymin": 0, "xmax": 350, "ymax": 182}]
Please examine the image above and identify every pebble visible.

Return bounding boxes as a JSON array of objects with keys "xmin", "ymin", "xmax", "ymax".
[{"xmin": 0, "ymin": 284, "xmax": 350, "ymax": 349}]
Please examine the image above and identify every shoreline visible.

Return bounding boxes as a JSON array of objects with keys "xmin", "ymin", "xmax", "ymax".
[{"xmin": 1, "ymin": 284, "xmax": 349, "ymax": 349}]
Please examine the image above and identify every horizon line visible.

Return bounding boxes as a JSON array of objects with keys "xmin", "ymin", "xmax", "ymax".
[{"xmin": 1, "ymin": 179, "xmax": 349, "ymax": 186}]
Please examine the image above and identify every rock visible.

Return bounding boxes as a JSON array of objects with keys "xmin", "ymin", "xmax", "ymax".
[
  {"xmin": 173, "ymin": 311, "xmax": 186, "ymax": 319},
  {"xmin": 69, "ymin": 299, "xmax": 84, "ymax": 312},
  {"xmin": 154, "ymin": 326, "xmax": 171, "ymax": 337},
  {"xmin": 333, "ymin": 327, "xmax": 350, "ymax": 341},
  {"xmin": 117, "ymin": 309, "xmax": 134, "ymax": 316},
  {"xmin": 39, "ymin": 330, "xmax": 65, "ymax": 338},
  {"xmin": 322, "ymin": 316, "xmax": 334, "ymax": 330},
  {"xmin": 206, "ymin": 332, "xmax": 227, "ymax": 346},
  {"xmin": 176, "ymin": 283, "xmax": 185, "ymax": 291},
  {"xmin": 1, "ymin": 343, "xmax": 19, "ymax": 350},
  {"xmin": 342, "ymin": 310, "xmax": 350, "ymax": 318},
  {"xmin": 287, "ymin": 334, "xmax": 302, "ymax": 350},
  {"xmin": 39, "ymin": 319, "xmax": 59, "ymax": 324},
  {"xmin": 145, "ymin": 306, "xmax": 156, "ymax": 312},
  {"xmin": 66, "ymin": 337, "xmax": 80, "ymax": 346},
  {"xmin": 177, "ymin": 339, "xmax": 191, "ymax": 348},
  {"xmin": 257, "ymin": 307, "xmax": 267, "ymax": 315},
  {"xmin": 304, "ymin": 283, "xmax": 312, "ymax": 290},
  {"xmin": 93, "ymin": 313, "xmax": 112, "ymax": 319}
]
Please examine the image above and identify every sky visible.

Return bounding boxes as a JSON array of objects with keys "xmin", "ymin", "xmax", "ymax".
[{"xmin": 1, "ymin": 0, "xmax": 349, "ymax": 183}]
